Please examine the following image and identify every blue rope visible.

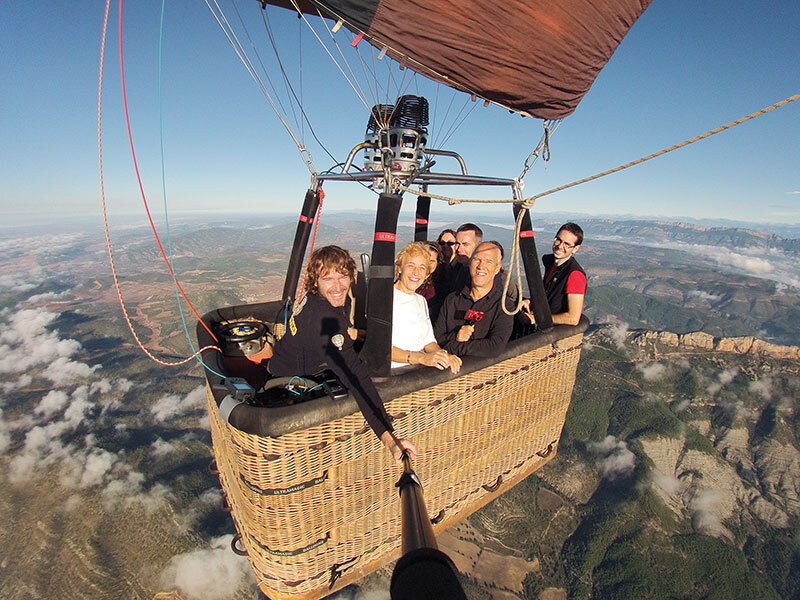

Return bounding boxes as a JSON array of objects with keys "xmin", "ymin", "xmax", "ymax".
[{"xmin": 158, "ymin": 0, "xmax": 224, "ymax": 379}]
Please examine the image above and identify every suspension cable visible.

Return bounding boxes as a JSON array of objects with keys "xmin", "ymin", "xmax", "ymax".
[
  {"xmin": 518, "ymin": 92, "xmax": 800, "ymax": 209},
  {"xmin": 158, "ymin": 0, "xmax": 225, "ymax": 377},
  {"xmin": 98, "ymin": 0, "xmax": 221, "ymax": 366},
  {"xmin": 205, "ymin": 0, "xmax": 316, "ymax": 173}
]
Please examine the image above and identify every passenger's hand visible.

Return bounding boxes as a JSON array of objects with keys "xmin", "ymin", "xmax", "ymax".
[
  {"xmin": 521, "ymin": 298, "xmax": 535, "ymax": 324},
  {"xmin": 347, "ymin": 327, "xmax": 358, "ymax": 341},
  {"xmin": 447, "ymin": 353, "xmax": 462, "ymax": 374},
  {"xmin": 381, "ymin": 432, "xmax": 417, "ymax": 464},
  {"xmin": 419, "ymin": 350, "xmax": 451, "ymax": 371},
  {"xmin": 456, "ymin": 324, "xmax": 474, "ymax": 342}
]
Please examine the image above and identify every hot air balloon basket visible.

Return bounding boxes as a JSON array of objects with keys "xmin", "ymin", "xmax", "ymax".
[{"xmin": 206, "ymin": 331, "xmax": 583, "ymax": 599}]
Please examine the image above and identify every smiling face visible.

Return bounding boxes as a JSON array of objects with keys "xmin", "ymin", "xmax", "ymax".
[
  {"xmin": 469, "ymin": 243, "xmax": 502, "ymax": 291},
  {"xmin": 552, "ymin": 229, "xmax": 581, "ymax": 265},
  {"xmin": 396, "ymin": 254, "xmax": 429, "ymax": 294},
  {"xmin": 455, "ymin": 230, "xmax": 478, "ymax": 263},
  {"xmin": 316, "ymin": 269, "xmax": 351, "ymax": 307}
]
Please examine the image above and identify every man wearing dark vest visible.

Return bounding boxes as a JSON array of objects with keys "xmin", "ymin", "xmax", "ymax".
[{"xmin": 522, "ymin": 222, "xmax": 586, "ymax": 326}]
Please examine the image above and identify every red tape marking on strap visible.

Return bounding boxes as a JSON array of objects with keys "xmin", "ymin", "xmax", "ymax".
[
  {"xmin": 375, "ymin": 232, "xmax": 396, "ymax": 242},
  {"xmin": 415, "ymin": 218, "xmax": 428, "ymax": 225},
  {"xmin": 351, "ymin": 32, "xmax": 364, "ymax": 47},
  {"xmin": 520, "ymin": 230, "xmax": 534, "ymax": 238}
]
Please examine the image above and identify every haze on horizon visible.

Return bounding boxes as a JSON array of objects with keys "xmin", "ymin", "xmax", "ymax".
[{"xmin": 1, "ymin": 1, "xmax": 799, "ymax": 224}]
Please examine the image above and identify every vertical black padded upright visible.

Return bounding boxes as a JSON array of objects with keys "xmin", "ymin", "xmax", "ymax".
[
  {"xmin": 513, "ymin": 203, "xmax": 553, "ymax": 330},
  {"xmin": 282, "ymin": 188, "xmax": 321, "ymax": 302},
  {"xmin": 363, "ymin": 192, "xmax": 403, "ymax": 378},
  {"xmin": 414, "ymin": 194, "xmax": 431, "ymax": 241}
]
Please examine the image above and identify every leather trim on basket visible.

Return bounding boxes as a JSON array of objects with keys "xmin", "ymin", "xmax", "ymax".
[
  {"xmin": 239, "ymin": 470, "xmax": 328, "ymax": 496},
  {"xmin": 254, "ymin": 532, "xmax": 331, "ymax": 557}
]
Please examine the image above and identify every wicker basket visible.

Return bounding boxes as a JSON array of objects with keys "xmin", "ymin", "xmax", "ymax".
[{"xmin": 205, "ymin": 327, "xmax": 583, "ymax": 599}]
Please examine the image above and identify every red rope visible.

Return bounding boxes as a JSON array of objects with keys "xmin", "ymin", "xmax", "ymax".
[
  {"xmin": 295, "ymin": 189, "xmax": 325, "ymax": 306},
  {"xmin": 98, "ymin": 0, "xmax": 220, "ymax": 366},
  {"xmin": 117, "ymin": 0, "xmax": 218, "ymax": 343}
]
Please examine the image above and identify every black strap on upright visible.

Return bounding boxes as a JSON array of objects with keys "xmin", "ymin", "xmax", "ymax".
[
  {"xmin": 414, "ymin": 192, "xmax": 431, "ymax": 241},
  {"xmin": 282, "ymin": 188, "xmax": 321, "ymax": 302},
  {"xmin": 362, "ymin": 192, "xmax": 403, "ymax": 379},
  {"xmin": 513, "ymin": 203, "xmax": 553, "ymax": 331}
]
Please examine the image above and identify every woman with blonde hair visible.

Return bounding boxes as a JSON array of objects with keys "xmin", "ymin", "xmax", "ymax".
[{"xmin": 391, "ymin": 242, "xmax": 461, "ymax": 373}]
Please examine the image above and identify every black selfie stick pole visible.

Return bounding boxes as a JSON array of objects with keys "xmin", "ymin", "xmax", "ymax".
[{"xmin": 390, "ymin": 454, "xmax": 467, "ymax": 600}]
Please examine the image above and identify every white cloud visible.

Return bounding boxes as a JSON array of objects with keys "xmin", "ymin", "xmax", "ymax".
[
  {"xmin": 689, "ymin": 488, "xmax": 725, "ymax": 537},
  {"xmin": 595, "ymin": 235, "xmax": 800, "ymax": 290},
  {"xmin": 786, "ymin": 190, "xmax": 800, "ymax": 195},
  {"xmin": 605, "ymin": 321, "xmax": 630, "ymax": 348},
  {"xmin": 673, "ymin": 399, "xmax": 691, "ymax": 413},
  {"xmin": 160, "ymin": 535, "xmax": 253, "ymax": 600},
  {"xmin": 587, "ymin": 435, "xmax": 636, "ymax": 479},
  {"xmin": 0, "ymin": 308, "xmax": 99, "ymax": 383},
  {"xmin": 35, "ymin": 390, "xmax": 70, "ymax": 418},
  {"xmin": 24, "ymin": 290, "xmax": 71, "ymax": 304},
  {"xmin": 654, "ymin": 474, "xmax": 682, "ymax": 496},
  {"xmin": 686, "ymin": 290, "xmax": 723, "ymax": 303},
  {"xmin": 174, "ymin": 487, "xmax": 223, "ymax": 532},
  {"xmin": 749, "ymin": 377, "xmax": 773, "ymax": 399},
  {"xmin": 1, "ymin": 373, "xmax": 33, "ymax": 394},
  {"xmin": 707, "ymin": 367, "xmax": 738, "ymax": 395},
  {"xmin": 150, "ymin": 386, "xmax": 206, "ymax": 422},
  {"xmin": 0, "ymin": 409, "xmax": 12, "ymax": 454},
  {"xmin": 151, "ymin": 437, "xmax": 180, "ymax": 459},
  {"xmin": 637, "ymin": 361, "xmax": 666, "ymax": 381}
]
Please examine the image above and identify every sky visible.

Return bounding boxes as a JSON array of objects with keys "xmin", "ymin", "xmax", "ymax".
[{"xmin": 1, "ymin": 0, "xmax": 799, "ymax": 225}]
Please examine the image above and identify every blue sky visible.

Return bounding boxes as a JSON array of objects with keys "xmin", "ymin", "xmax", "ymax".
[{"xmin": 1, "ymin": 1, "xmax": 799, "ymax": 224}]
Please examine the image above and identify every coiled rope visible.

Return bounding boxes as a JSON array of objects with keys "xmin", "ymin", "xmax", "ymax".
[{"xmin": 98, "ymin": 0, "xmax": 221, "ymax": 367}]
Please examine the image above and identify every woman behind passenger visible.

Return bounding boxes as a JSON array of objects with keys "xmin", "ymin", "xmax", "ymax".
[
  {"xmin": 391, "ymin": 242, "xmax": 462, "ymax": 373},
  {"xmin": 437, "ymin": 229, "xmax": 458, "ymax": 264},
  {"xmin": 416, "ymin": 241, "xmax": 442, "ymax": 302}
]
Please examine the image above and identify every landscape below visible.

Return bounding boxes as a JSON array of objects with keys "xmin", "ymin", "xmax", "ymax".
[{"xmin": 0, "ymin": 213, "xmax": 797, "ymax": 600}]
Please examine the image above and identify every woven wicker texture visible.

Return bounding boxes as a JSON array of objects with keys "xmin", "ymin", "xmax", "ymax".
[{"xmin": 207, "ymin": 332, "xmax": 583, "ymax": 599}]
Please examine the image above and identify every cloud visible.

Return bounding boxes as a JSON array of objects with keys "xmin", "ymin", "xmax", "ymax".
[
  {"xmin": 35, "ymin": 390, "xmax": 70, "ymax": 418},
  {"xmin": 605, "ymin": 321, "xmax": 630, "ymax": 348},
  {"xmin": 707, "ymin": 367, "xmax": 738, "ymax": 395},
  {"xmin": 150, "ymin": 386, "xmax": 207, "ymax": 421},
  {"xmin": 160, "ymin": 535, "xmax": 253, "ymax": 600},
  {"xmin": 24, "ymin": 290, "xmax": 71, "ymax": 304},
  {"xmin": 689, "ymin": 488, "xmax": 725, "ymax": 537},
  {"xmin": 637, "ymin": 361, "xmax": 666, "ymax": 381},
  {"xmin": 654, "ymin": 474, "xmax": 682, "ymax": 496},
  {"xmin": 673, "ymin": 399, "xmax": 691, "ymax": 414},
  {"xmin": 595, "ymin": 235, "xmax": 800, "ymax": 290},
  {"xmin": 748, "ymin": 377, "xmax": 773, "ymax": 399},
  {"xmin": 0, "ymin": 308, "xmax": 99, "ymax": 383},
  {"xmin": 174, "ymin": 487, "xmax": 223, "ymax": 532},
  {"xmin": 786, "ymin": 191, "xmax": 800, "ymax": 195},
  {"xmin": 686, "ymin": 290, "xmax": 723, "ymax": 303},
  {"xmin": 0, "ymin": 409, "xmax": 12, "ymax": 453},
  {"xmin": 587, "ymin": 435, "xmax": 636, "ymax": 479},
  {"xmin": 1, "ymin": 373, "xmax": 33, "ymax": 394}
]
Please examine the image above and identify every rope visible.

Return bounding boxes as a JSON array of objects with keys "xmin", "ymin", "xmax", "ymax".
[
  {"xmin": 519, "ymin": 92, "xmax": 800, "ymax": 209},
  {"xmin": 98, "ymin": 0, "xmax": 221, "ymax": 367},
  {"xmin": 205, "ymin": 0, "xmax": 316, "ymax": 173},
  {"xmin": 158, "ymin": 0, "xmax": 225, "ymax": 378},
  {"xmin": 117, "ymin": 0, "xmax": 218, "ymax": 344},
  {"xmin": 294, "ymin": 190, "xmax": 325, "ymax": 307}
]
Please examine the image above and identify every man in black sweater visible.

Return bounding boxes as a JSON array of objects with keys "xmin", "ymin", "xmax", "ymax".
[
  {"xmin": 269, "ymin": 245, "xmax": 416, "ymax": 463},
  {"xmin": 434, "ymin": 241, "xmax": 514, "ymax": 358}
]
